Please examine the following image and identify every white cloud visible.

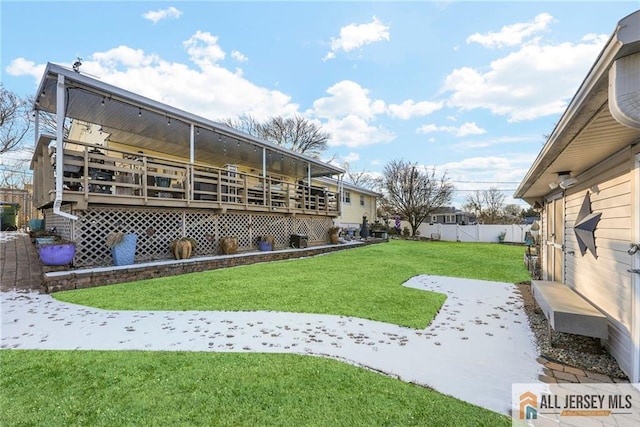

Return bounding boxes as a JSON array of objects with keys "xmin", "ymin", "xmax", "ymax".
[
  {"xmin": 324, "ymin": 115, "xmax": 395, "ymax": 148},
  {"xmin": 466, "ymin": 13, "xmax": 554, "ymax": 48},
  {"xmin": 342, "ymin": 152, "xmax": 360, "ymax": 163},
  {"xmin": 442, "ymin": 154, "xmax": 534, "ymax": 181},
  {"xmin": 143, "ymin": 6, "xmax": 182, "ymax": 24},
  {"xmin": 444, "ymin": 31, "xmax": 609, "ymax": 122},
  {"xmin": 312, "ymin": 80, "xmax": 385, "ymax": 120},
  {"xmin": 388, "ymin": 100, "xmax": 444, "ymax": 120},
  {"xmin": 451, "ymin": 135, "xmax": 539, "ymax": 150},
  {"xmin": 417, "ymin": 122, "xmax": 486, "ymax": 137},
  {"xmin": 323, "ymin": 16, "xmax": 390, "ymax": 61},
  {"xmin": 183, "ymin": 31, "xmax": 226, "ymax": 68},
  {"xmin": 310, "ymin": 81, "xmax": 392, "ymax": 148},
  {"xmin": 5, "ymin": 58, "xmax": 44, "ymax": 83},
  {"xmin": 231, "ymin": 50, "xmax": 248, "ymax": 62},
  {"xmin": 9, "ymin": 33, "xmax": 300, "ymax": 123}
]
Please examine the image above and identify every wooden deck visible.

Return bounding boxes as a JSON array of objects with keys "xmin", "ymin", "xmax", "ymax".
[{"xmin": 33, "ymin": 138, "xmax": 339, "ymax": 216}]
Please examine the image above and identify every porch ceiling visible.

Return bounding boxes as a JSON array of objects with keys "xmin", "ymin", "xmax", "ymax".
[
  {"xmin": 517, "ymin": 97, "xmax": 640, "ymax": 204},
  {"xmin": 34, "ymin": 63, "xmax": 342, "ymax": 179}
]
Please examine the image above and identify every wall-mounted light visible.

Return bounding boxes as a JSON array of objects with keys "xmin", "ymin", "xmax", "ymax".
[
  {"xmin": 138, "ymin": 108, "xmax": 142, "ymax": 117},
  {"xmin": 101, "ymin": 96, "xmax": 105, "ymax": 106},
  {"xmin": 549, "ymin": 171, "xmax": 578, "ymax": 190}
]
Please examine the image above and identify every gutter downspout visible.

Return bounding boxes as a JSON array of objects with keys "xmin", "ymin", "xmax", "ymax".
[{"xmin": 54, "ymin": 74, "xmax": 78, "ymax": 221}]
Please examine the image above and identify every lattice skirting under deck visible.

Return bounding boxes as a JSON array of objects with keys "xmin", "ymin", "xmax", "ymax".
[{"xmin": 44, "ymin": 205, "xmax": 334, "ymax": 267}]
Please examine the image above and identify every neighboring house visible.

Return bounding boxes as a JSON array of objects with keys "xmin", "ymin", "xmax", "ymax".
[
  {"xmin": 30, "ymin": 63, "xmax": 345, "ymax": 266},
  {"xmin": 315, "ymin": 177, "xmax": 381, "ymax": 229},
  {"xmin": 515, "ymin": 11, "xmax": 640, "ymax": 382},
  {"xmin": 429, "ymin": 207, "xmax": 473, "ymax": 225}
]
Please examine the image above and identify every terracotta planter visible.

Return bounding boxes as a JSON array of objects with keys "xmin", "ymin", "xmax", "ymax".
[
  {"xmin": 220, "ymin": 237, "xmax": 238, "ymax": 255},
  {"xmin": 38, "ymin": 243, "xmax": 75, "ymax": 266},
  {"xmin": 172, "ymin": 239, "xmax": 193, "ymax": 259}
]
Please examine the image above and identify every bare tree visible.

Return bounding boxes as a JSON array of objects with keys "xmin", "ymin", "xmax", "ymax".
[
  {"xmin": 383, "ymin": 159, "xmax": 454, "ymax": 236},
  {"xmin": 223, "ymin": 114, "xmax": 330, "ymax": 158},
  {"xmin": 463, "ymin": 187, "xmax": 506, "ymax": 224},
  {"xmin": 503, "ymin": 203, "xmax": 523, "ymax": 218},
  {"xmin": 0, "ymin": 84, "xmax": 31, "ymax": 155},
  {"xmin": 38, "ymin": 108, "xmax": 72, "ymax": 138},
  {"xmin": 340, "ymin": 161, "xmax": 382, "ymax": 191}
]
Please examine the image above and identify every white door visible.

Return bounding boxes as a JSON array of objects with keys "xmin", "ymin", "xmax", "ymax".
[{"xmin": 544, "ymin": 195, "xmax": 564, "ymax": 283}]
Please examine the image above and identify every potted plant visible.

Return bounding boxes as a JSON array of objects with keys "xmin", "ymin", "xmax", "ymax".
[
  {"xmin": 38, "ymin": 238, "xmax": 76, "ymax": 266},
  {"xmin": 498, "ymin": 230, "xmax": 507, "ymax": 243},
  {"xmin": 328, "ymin": 226, "xmax": 341, "ymax": 244},
  {"xmin": 106, "ymin": 232, "xmax": 138, "ymax": 266},
  {"xmin": 171, "ymin": 237, "xmax": 197, "ymax": 259},
  {"xmin": 220, "ymin": 236, "xmax": 238, "ymax": 255},
  {"xmin": 258, "ymin": 234, "xmax": 275, "ymax": 251}
]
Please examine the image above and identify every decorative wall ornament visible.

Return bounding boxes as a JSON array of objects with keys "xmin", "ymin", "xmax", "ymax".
[{"xmin": 574, "ymin": 192, "xmax": 602, "ymax": 258}]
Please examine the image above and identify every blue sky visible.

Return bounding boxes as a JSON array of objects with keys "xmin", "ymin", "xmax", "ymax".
[{"xmin": 2, "ymin": 1, "xmax": 639, "ymax": 207}]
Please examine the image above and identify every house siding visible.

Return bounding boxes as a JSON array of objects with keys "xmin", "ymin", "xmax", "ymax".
[{"xmin": 562, "ymin": 150, "xmax": 634, "ymax": 377}]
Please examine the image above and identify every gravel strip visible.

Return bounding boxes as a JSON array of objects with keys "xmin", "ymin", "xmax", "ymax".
[{"xmin": 516, "ymin": 282, "xmax": 628, "ymax": 379}]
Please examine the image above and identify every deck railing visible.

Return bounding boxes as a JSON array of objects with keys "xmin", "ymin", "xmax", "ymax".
[{"xmin": 46, "ymin": 140, "xmax": 338, "ymax": 215}]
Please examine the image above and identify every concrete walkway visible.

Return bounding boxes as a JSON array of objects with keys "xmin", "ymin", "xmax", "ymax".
[{"xmin": 2, "ymin": 275, "xmax": 542, "ymax": 415}]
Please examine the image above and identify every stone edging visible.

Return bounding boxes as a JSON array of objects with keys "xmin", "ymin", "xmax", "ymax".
[{"xmin": 43, "ymin": 240, "xmax": 384, "ymax": 293}]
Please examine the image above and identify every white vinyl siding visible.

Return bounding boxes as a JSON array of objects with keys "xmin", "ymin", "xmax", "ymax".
[{"xmin": 562, "ymin": 150, "xmax": 633, "ymax": 376}]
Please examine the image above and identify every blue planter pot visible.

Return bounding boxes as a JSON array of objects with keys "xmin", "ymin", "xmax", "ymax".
[
  {"xmin": 38, "ymin": 243, "xmax": 75, "ymax": 266},
  {"xmin": 111, "ymin": 233, "xmax": 137, "ymax": 266},
  {"xmin": 259, "ymin": 241, "xmax": 273, "ymax": 251},
  {"xmin": 35, "ymin": 237, "xmax": 56, "ymax": 246},
  {"xmin": 29, "ymin": 219, "xmax": 44, "ymax": 231}
]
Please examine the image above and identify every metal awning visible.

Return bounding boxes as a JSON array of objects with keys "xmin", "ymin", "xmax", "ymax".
[{"xmin": 33, "ymin": 63, "xmax": 343, "ymax": 179}]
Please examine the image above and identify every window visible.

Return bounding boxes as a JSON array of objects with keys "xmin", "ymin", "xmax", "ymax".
[
  {"xmin": 344, "ymin": 191, "xmax": 351, "ymax": 203},
  {"xmin": 446, "ymin": 214, "xmax": 456, "ymax": 224},
  {"xmin": 431, "ymin": 215, "xmax": 438, "ymax": 223},
  {"xmin": 360, "ymin": 195, "xmax": 365, "ymax": 206}
]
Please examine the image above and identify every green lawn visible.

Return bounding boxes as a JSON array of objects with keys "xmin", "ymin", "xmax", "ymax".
[
  {"xmin": 3, "ymin": 240, "xmax": 528, "ymax": 425},
  {"xmin": 0, "ymin": 351, "xmax": 510, "ymax": 426},
  {"xmin": 54, "ymin": 240, "xmax": 530, "ymax": 329}
]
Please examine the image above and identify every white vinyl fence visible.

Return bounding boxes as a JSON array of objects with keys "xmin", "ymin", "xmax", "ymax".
[{"xmin": 407, "ymin": 222, "xmax": 532, "ymax": 244}]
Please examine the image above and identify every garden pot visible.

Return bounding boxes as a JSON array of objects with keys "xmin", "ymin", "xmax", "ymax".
[
  {"xmin": 111, "ymin": 233, "xmax": 137, "ymax": 266},
  {"xmin": 220, "ymin": 237, "xmax": 238, "ymax": 255},
  {"xmin": 172, "ymin": 239, "xmax": 193, "ymax": 259},
  {"xmin": 38, "ymin": 243, "xmax": 75, "ymax": 266},
  {"xmin": 35, "ymin": 237, "xmax": 56, "ymax": 246},
  {"xmin": 329, "ymin": 233, "xmax": 339, "ymax": 244},
  {"xmin": 259, "ymin": 240, "xmax": 273, "ymax": 251},
  {"xmin": 29, "ymin": 219, "xmax": 44, "ymax": 231}
]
